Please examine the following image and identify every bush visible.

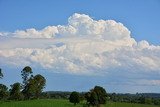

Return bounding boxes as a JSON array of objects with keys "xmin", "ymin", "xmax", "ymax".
[{"xmin": 69, "ymin": 91, "xmax": 80, "ymax": 105}]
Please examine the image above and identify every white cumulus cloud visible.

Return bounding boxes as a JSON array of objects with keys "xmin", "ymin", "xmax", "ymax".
[{"xmin": 0, "ymin": 13, "xmax": 160, "ymax": 84}]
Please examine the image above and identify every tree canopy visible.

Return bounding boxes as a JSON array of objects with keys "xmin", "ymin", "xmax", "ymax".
[
  {"xmin": 23, "ymin": 74, "xmax": 46, "ymax": 99},
  {"xmin": 0, "ymin": 84, "xmax": 9, "ymax": 100},
  {"xmin": 9, "ymin": 82, "xmax": 23, "ymax": 100},
  {"xmin": 21, "ymin": 66, "xmax": 33, "ymax": 86},
  {"xmin": 69, "ymin": 91, "xmax": 80, "ymax": 105},
  {"xmin": 85, "ymin": 86, "xmax": 107, "ymax": 106}
]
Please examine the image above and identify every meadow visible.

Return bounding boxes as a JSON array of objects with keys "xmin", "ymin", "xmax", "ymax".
[{"xmin": 0, "ymin": 99, "xmax": 159, "ymax": 107}]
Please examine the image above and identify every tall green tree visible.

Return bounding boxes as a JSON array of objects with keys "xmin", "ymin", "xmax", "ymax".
[
  {"xmin": 69, "ymin": 91, "xmax": 80, "ymax": 105},
  {"xmin": 0, "ymin": 84, "xmax": 9, "ymax": 100},
  {"xmin": 23, "ymin": 74, "xmax": 46, "ymax": 99},
  {"xmin": 22, "ymin": 77, "xmax": 35, "ymax": 99},
  {"xmin": 21, "ymin": 66, "xmax": 33, "ymax": 86},
  {"xmin": 33, "ymin": 74, "xmax": 46, "ymax": 98},
  {"xmin": 0, "ymin": 68, "xmax": 3, "ymax": 79},
  {"xmin": 9, "ymin": 82, "xmax": 23, "ymax": 100}
]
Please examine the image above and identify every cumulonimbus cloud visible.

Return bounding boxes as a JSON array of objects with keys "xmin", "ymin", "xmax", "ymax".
[{"xmin": 0, "ymin": 13, "xmax": 160, "ymax": 85}]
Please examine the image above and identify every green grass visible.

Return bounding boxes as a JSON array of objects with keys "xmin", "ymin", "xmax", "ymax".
[
  {"xmin": 0, "ymin": 99, "xmax": 159, "ymax": 107},
  {"xmin": 106, "ymin": 102, "xmax": 159, "ymax": 107}
]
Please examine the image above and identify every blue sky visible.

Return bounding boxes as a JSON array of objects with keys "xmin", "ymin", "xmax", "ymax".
[
  {"xmin": 0, "ymin": 0, "xmax": 160, "ymax": 93},
  {"xmin": 0, "ymin": 0, "xmax": 160, "ymax": 44}
]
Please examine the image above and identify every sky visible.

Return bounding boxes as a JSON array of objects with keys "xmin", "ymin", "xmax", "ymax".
[{"xmin": 0, "ymin": 0, "xmax": 160, "ymax": 93}]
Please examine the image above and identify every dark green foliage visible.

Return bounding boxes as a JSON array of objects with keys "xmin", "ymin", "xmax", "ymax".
[
  {"xmin": 94, "ymin": 86, "xmax": 107, "ymax": 104},
  {"xmin": 139, "ymin": 96, "xmax": 145, "ymax": 104},
  {"xmin": 32, "ymin": 74, "xmax": 46, "ymax": 98},
  {"xmin": 0, "ymin": 66, "xmax": 46, "ymax": 101},
  {"xmin": 85, "ymin": 86, "xmax": 107, "ymax": 106},
  {"xmin": 21, "ymin": 66, "xmax": 33, "ymax": 86},
  {"xmin": 23, "ymin": 74, "xmax": 46, "ymax": 99},
  {"xmin": 153, "ymin": 99, "xmax": 160, "ymax": 105},
  {"xmin": 21, "ymin": 66, "xmax": 45, "ymax": 99},
  {"xmin": 0, "ymin": 84, "xmax": 9, "ymax": 100},
  {"xmin": 0, "ymin": 68, "xmax": 3, "ymax": 79},
  {"xmin": 90, "ymin": 91, "xmax": 98, "ymax": 106},
  {"xmin": 22, "ymin": 78, "xmax": 35, "ymax": 99},
  {"xmin": 85, "ymin": 92, "xmax": 91, "ymax": 103},
  {"xmin": 9, "ymin": 82, "xmax": 24, "ymax": 100},
  {"xmin": 69, "ymin": 91, "xmax": 80, "ymax": 105},
  {"xmin": 107, "ymin": 93, "xmax": 160, "ymax": 106}
]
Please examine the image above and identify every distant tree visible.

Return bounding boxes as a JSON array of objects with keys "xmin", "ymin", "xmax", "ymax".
[
  {"xmin": 21, "ymin": 66, "xmax": 33, "ymax": 87},
  {"xmin": 23, "ymin": 74, "xmax": 46, "ymax": 99},
  {"xmin": 153, "ymin": 99, "xmax": 160, "ymax": 105},
  {"xmin": 9, "ymin": 82, "xmax": 23, "ymax": 100},
  {"xmin": 139, "ymin": 96, "xmax": 145, "ymax": 104},
  {"xmin": 0, "ymin": 68, "xmax": 3, "ymax": 79},
  {"xmin": 69, "ymin": 91, "xmax": 80, "ymax": 105},
  {"xmin": 94, "ymin": 86, "xmax": 107, "ymax": 104},
  {"xmin": 0, "ymin": 84, "xmax": 9, "ymax": 100},
  {"xmin": 85, "ymin": 86, "xmax": 107, "ymax": 107},
  {"xmin": 110, "ymin": 93, "xmax": 117, "ymax": 102}
]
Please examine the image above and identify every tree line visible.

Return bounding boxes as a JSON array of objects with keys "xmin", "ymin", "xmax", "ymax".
[
  {"xmin": 108, "ymin": 93, "xmax": 160, "ymax": 105},
  {"xmin": 0, "ymin": 66, "xmax": 46, "ymax": 100},
  {"xmin": 68, "ymin": 88, "xmax": 160, "ymax": 106},
  {"xmin": 69, "ymin": 86, "xmax": 107, "ymax": 107},
  {"xmin": 1, "ymin": 67, "xmax": 160, "ymax": 106},
  {"xmin": 0, "ymin": 67, "xmax": 108, "ymax": 107}
]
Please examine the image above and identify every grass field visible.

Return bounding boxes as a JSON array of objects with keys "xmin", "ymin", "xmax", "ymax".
[{"xmin": 0, "ymin": 99, "xmax": 159, "ymax": 107}]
